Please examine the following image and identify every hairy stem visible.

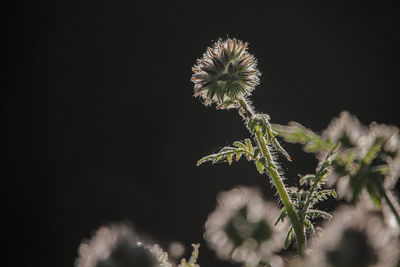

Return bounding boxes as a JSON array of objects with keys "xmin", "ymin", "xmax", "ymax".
[
  {"xmin": 238, "ymin": 98, "xmax": 306, "ymax": 255},
  {"xmin": 374, "ymin": 177, "xmax": 400, "ymax": 226}
]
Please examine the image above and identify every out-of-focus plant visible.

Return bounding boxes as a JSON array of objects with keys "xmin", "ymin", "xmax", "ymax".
[
  {"xmin": 75, "ymin": 223, "xmax": 172, "ymax": 267},
  {"xmin": 204, "ymin": 186, "xmax": 287, "ymax": 266},
  {"xmin": 306, "ymin": 204, "xmax": 399, "ymax": 267},
  {"xmin": 273, "ymin": 111, "xmax": 400, "ymax": 226},
  {"xmin": 178, "ymin": 244, "xmax": 200, "ymax": 267},
  {"xmin": 75, "ymin": 223, "xmax": 200, "ymax": 267}
]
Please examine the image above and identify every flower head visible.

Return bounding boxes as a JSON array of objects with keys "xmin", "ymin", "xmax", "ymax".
[
  {"xmin": 322, "ymin": 111, "xmax": 368, "ymax": 150},
  {"xmin": 204, "ymin": 187, "xmax": 287, "ymax": 266},
  {"xmin": 320, "ymin": 112, "xmax": 400, "ymax": 201},
  {"xmin": 76, "ymin": 223, "xmax": 171, "ymax": 267},
  {"xmin": 191, "ymin": 38, "xmax": 260, "ymax": 107},
  {"xmin": 308, "ymin": 205, "xmax": 399, "ymax": 267}
]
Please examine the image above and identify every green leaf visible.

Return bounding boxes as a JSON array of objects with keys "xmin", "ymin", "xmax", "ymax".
[
  {"xmin": 271, "ymin": 122, "xmax": 333, "ymax": 153},
  {"xmin": 197, "ymin": 155, "xmax": 213, "ymax": 166},
  {"xmin": 306, "ymin": 209, "xmax": 332, "ymax": 219},
  {"xmin": 215, "ymin": 155, "xmax": 223, "ymax": 161},
  {"xmin": 275, "ymin": 207, "xmax": 287, "ymax": 225},
  {"xmin": 236, "ymin": 152, "xmax": 243, "ymax": 161},
  {"xmin": 233, "ymin": 141, "xmax": 247, "ymax": 150},
  {"xmin": 299, "ymin": 174, "xmax": 315, "ymax": 186},
  {"xmin": 245, "ymin": 139, "xmax": 253, "ymax": 153},
  {"xmin": 304, "ymin": 218, "xmax": 315, "ymax": 233},
  {"xmin": 227, "ymin": 154, "xmax": 233, "ymax": 165},
  {"xmin": 331, "ymin": 189, "xmax": 337, "ymax": 199},
  {"xmin": 284, "ymin": 226, "xmax": 294, "ymax": 249},
  {"xmin": 256, "ymin": 161, "xmax": 264, "ymax": 174},
  {"xmin": 366, "ymin": 181, "xmax": 382, "ymax": 207}
]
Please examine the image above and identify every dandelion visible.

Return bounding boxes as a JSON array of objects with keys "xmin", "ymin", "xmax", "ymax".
[
  {"xmin": 76, "ymin": 223, "xmax": 171, "ymax": 267},
  {"xmin": 191, "ymin": 38, "xmax": 260, "ymax": 108},
  {"xmin": 204, "ymin": 187, "xmax": 287, "ymax": 266},
  {"xmin": 308, "ymin": 205, "xmax": 399, "ymax": 267}
]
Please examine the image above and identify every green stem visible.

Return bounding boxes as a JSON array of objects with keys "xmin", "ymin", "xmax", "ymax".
[
  {"xmin": 374, "ymin": 177, "xmax": 400, "ymax": 226},
  {"xmin": 238, "ymin": 98, "xmax": 306, "ymax": 255}
]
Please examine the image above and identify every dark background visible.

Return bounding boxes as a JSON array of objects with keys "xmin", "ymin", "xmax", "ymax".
[{"xmin": 2, "ymin": 1, "xmax": 399, "ymax": 266}]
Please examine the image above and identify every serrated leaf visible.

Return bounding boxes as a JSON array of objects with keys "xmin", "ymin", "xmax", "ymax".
[
  {"xmin": 284, "ymin": 226, "xmax": 294, "ymax": 249},
  {"xmin": 215, "ymin": 155, "xmax": 223, "ymax": 161},
  {"xmin": 275, "ymin": 207, "xmax": 287, "ymax": 225},
  {"xmin": 197, "ymin": 155, "xmax": 213, "ymax": 166},
  {"xmin": 271, "ymin": 122, "xmax": 333, "ymax": 153},
  {"xmin": 331, "ymin": 189, "xmax": 337, "ymax": 199},
  {"xmin": 304, "ymin": 218, "xmax": 315, "ymax": 233},
  {"xmin": 299, "ymin": 174, "xmax": 315, "ymax": 186},
  {"xmin": 245, "ymin": 139, "xmax": 253, "ymax": 153},
  {"xmin": 233, "ymin": 141, "xmax": 247, "ymax": 150},
  {"xmin": 306, "ymin": 209, "xmax": 332, "ymax": 219},
  {"xmin": 227, "ymin": 154, "xmax": 233, "ymax": 165},
  {"xmin": 256, "ymin": 161, "xmax": 264, "ymax": 174},
  {"xmin": 236, "ymin": 152, "xmax": 243, "ymax": 161}
]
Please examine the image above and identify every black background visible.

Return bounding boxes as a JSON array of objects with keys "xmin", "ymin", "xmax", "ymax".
[{"xmin": 2, "ymin": 1, "xmax": 400, "ymax": 266}]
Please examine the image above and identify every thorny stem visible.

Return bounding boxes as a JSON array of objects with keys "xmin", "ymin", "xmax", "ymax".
[{"xmin": 237, "ymin": 98, "xmax": 306, "ymax": 256}]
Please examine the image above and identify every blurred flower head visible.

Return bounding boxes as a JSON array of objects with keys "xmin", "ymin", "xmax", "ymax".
[
  {"xmin": 168, "ymin": 241, "xmax": 185, "ymax": 260},
  {"xmin": 191, "ymin": 38, "xmax": 260, "ymax": 108},
  {"xmin": 308, "ymin": 205, "xmax": 399, "ymax": 267},
  {"xmin": 204, "ymin": 186, "xmax": 287, "ymax": 267},
  {"xmin": 76, "ymin": 223, "xmax": 171, "ymax": 267},
  {"xmin": 322, "ymin": 111, "xmax": 368, "ymax": 150},
  {"xmin": 321, "ymin": 111, "xmax": 400, "ymax": 201},
  {"xmin": 358, "ymin": 192, "xmax": 400, "ymax": 236}
]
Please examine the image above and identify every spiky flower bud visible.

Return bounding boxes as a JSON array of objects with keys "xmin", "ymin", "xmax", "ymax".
[{"xmin": 191, "ymin": 38, "xmax": 260, "ymax": 107}]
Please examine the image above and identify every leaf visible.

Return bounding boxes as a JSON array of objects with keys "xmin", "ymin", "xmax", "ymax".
[
  {"xmin": 366, "ymin": 181, "xmax": 382, "ymax": 207},
  {"xmin": 236, "ymin": 152, "xmax": 243, "ymax": 161},
  {"xmin": 284, "ymin": 226, "xmax": 294, "ymax": 249},
  {"xmin": 256, "ymin": 161, "xmax": 264, "ymax": 174},
  {"xmin": 306, "ymin": 209, "xmax": 332, "ymax": 219},
  {"xmin": 197, "ymin": 155, "xmax": 214, "ymax": 166},
  {"xmin": 233, "ymin": 141, "xmax": 247, "ymax": 150},
  {"xmin": 272, "ymin": 137, "xmax": 292, "ymax": 161},
  {"xmin": 274, "ymin": 207, "xmax": 287, "ymax": 225},
  {"xmin": 178, "ymin": 243, "xmax": 200, "ymax": 267},
  {"xmin": 271, "ymin": 122, "xmax": 333, "ymax": 153},
  {"xmin": 227, "ymin": 154, "xmax": 233, "ymax": 165},
  {"xmin": 245, "ymin": 139, "xmax": 253, "ymax": 153},
  {"xmin": 331, "ymin": 189, "xmax": 337, "ymax": 199},
  {"xmin": 299, "ymin": 174, "xmax": 315, "ymax": 186},
  {"xmin": 304, "ymin": 218, "xmax": 315, "ymax": 233}
]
